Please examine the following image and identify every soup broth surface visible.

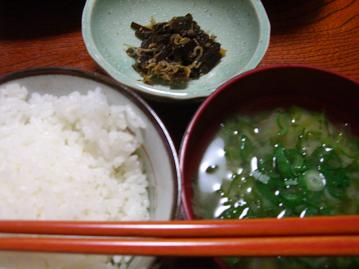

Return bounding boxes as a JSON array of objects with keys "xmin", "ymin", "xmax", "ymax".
[{"xmin": 194, "ymin": 107, "xmax": 359, "ymax": 268}]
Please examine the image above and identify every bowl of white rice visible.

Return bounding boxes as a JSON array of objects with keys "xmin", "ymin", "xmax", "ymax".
[{"xmin": 0, "ymin": 68, "xmax": 180, "ymax": 269}]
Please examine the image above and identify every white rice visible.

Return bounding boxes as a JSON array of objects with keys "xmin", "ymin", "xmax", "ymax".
[{"xmin": 0, "ymin": 83, "xmax": 150, "ymax": 269}]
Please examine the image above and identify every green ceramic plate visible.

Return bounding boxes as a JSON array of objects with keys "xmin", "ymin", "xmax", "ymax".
[{"xmin": 82, "ymin": 0, "xmax": 270, "ymax": 101}]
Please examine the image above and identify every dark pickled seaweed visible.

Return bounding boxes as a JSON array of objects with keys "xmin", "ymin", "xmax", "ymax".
[{"xmin": 126, "ymin": 14, "xmax": 225, "ymax": 85}]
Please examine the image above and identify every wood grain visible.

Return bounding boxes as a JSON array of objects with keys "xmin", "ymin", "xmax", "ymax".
[
  {"xmin": 1, "ymin": 0, "xmax": 358, "ymax": 81},
  {"xmin": 261, "ymin": 0, "xmax": 359, "ymax": 79}
]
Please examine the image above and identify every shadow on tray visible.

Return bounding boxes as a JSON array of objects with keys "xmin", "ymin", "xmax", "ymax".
[
  {"xmin": 261, "ymin": 0, "xmax": 328, "ymax": 35},
  {"xmin": 0, "ymin": 0, "xmax": 86, "ymax": 40}
]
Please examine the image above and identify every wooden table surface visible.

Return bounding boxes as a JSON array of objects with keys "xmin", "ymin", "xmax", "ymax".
[{"xmin": 1, "ymin": 0, "xmax": 359, "ymax": 268}]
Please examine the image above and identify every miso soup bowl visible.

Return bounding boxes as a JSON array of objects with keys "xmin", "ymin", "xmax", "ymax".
[{"xmin": 180, "ymin": 65, "xmax": 359, "ymax": 267}]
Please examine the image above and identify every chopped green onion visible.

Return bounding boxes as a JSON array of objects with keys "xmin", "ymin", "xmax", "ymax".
[{"xmin": 302, "ymin": 170, "xmax": 326, "ymax": 192}]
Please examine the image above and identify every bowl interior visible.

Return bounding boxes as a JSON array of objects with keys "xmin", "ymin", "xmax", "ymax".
[
  {"xmin": 0, "ymin": 69, "xmax": 180, "ymax": 268},
  {"xmin": 83, "ymin": 0, "xmax": 270, "ymax": 100},
  {"xmin": 180, "ymin": 66, "xmax": 359, "ymax": 219},
  {"xmin": 0, "ymin": 71, "xmax": 179, "ymax": 222}
]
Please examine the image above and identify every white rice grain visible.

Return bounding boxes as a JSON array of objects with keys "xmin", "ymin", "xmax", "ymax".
[{"xmin": 0, "ymin": 84, "xmax": 150, "ymax": 268}]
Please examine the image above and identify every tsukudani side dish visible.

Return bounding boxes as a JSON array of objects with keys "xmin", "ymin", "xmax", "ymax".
[{"xmin": 127, "ymin": 14, "xmax": 225, "ymax": 85}]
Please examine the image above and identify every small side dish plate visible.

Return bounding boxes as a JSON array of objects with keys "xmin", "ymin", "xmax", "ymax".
[{"xmin": 82, "ymin": 0, "xmax": 270, "ymax": 101}]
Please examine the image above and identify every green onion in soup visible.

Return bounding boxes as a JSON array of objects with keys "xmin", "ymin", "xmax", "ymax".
[{"xmin": 194, "ymin": 107, "xmax": 359, "ymax": 269}]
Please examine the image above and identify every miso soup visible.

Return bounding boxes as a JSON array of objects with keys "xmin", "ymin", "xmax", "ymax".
[{"xmin": 194, "ymin": 107, "xmax": 359, "ymax": 269}]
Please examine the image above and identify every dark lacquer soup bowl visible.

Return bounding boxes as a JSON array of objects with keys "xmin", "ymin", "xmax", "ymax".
[{"xmin": 180, "ymin": 65, "xmax": 359, "ymax": 269}]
